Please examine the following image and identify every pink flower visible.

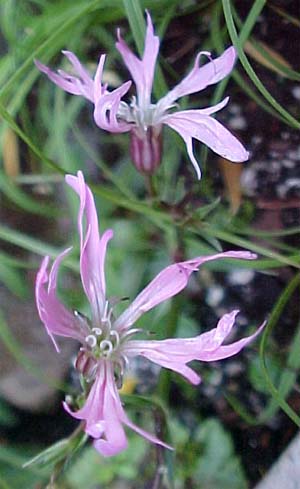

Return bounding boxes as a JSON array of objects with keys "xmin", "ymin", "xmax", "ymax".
[
  {"xmin": 35, "ymin": 12, "xmax": 248, "ymax": 178},
  {"xmin": 36, "ymin": 171, "xmax": 263, "ymax": 456}
]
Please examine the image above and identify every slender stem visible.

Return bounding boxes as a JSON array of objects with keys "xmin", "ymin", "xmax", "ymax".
[
  {"xmin": 157, "ymin": 225, "xmax": 186, "ymax": 402},
  {"xmin": 151, "ymin": 409, "xmax": 169, "ymax": 489},
  {"xmin": 145, "ymin": 174, "xmax": 157, "ymax": 199},
  {"xmin": 47, "ymin": 421, "xmax": 86, "ymax": 487}
]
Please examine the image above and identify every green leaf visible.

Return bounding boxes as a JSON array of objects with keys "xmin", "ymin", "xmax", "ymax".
[
  {"xmin": 0, "ymin": 262, "xmax": 28, "ymax": 299},
  {"xmin": 23, "ymin": 432, "xmax": 87, "ymax": 470},
  {"xmin": 259, "ymin": 273, "xmax": 300, "ymax": 425},
  {"xmin": 248, "ymin": 355, "xmax": 281, "ymax": 393},
  {"xmin": 193, "ymin": 418, "xmax": 247, "ymax": 488},
  {"xmin": 122, "ymin": 0, "xmax": 145, "ymax": 57},
  {"xmin": 0, "ymin": 173, "xmax": 58, "ymax": 218},
  {"xmin": 222, "ymin": 0, "xmax": 300, "ymax": 129},
  {"xmin": 191, "ymin": 197, "xmax": 221, "ymax": 220},
  {"xmin": 66, "ymin": 437, "xmax": 147, "ymax": 488}
]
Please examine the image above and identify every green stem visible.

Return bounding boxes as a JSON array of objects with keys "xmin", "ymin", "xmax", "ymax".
[
  {"xmin": 259, "ymin": 273, "xmax": 300, "ymax": 425},
  {"xmin": 47, "ymin": 422, "xmax": 86, "ymax": 487},
  {"xmin": 145, "ymin": 174, "xmax": 157, "ymax": 199},
  {"xmin": 157, "ymin": 293, "xmax": 182, "ymax": 402}
]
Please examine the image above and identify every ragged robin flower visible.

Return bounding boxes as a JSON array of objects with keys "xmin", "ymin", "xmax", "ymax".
[
  {"xmin": 36, "ymin": 171, "xmax": 264, "ymax": 457},
  {"xmin": 35, "ymin": 12, "xmax": 248, "ymax": 178}
]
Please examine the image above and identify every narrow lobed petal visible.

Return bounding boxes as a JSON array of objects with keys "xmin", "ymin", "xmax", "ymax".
[
  {"xmin": 114, "ymin": 251, "xmax": 256, "ymax": 332},
  {"xmin": 163, "ymin": 109, "xmax": 249, "ymax": 178},
  {"xmin": 62, "ymin": 50, "xmax": 94, "ymax": 96},
  {"xmin": 65, "ymin": 171, "xmax": 113, "ymax": 320},
  {"xmin": 94, "ymin": 81, "xmax": 132, "ymax": 133},
  {"xmin": 125, "ymin": 311, "xmax": 264, "ymax": 384},
  {"xmin": 35, "ymin": 250, "xmax": 89, "ymax": 351},
  {"xmin": 196, "ymin": 320, "xmax": 266, "ymax": 362},
  {"xmin": 94, "ymin": 54, "xmax": 108, "ymax": 101},
  {"xmin": 35, "ymin": 52, "xmax": 95, "ymax": 102},
  {"xmin": 64, "ymin": 362, "xmax": 108, "ymax": 439},
  {"xmin": 64, "ymin": 361, "xmax": 171, "ymax": 456},
  {"xmin": 116, "ymin": 10, "xmax": 159, "ymax": 108},
  {"xmin": 158, "ymin": 46, "xmax": 236, "ymax": 111}
]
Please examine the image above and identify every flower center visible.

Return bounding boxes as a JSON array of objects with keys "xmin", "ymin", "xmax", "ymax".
[
  {"xmin": 118, "ymin": 97, "xmax": 162, "ymax": 135},
  {"xmin": 74, "ymin": 301, "xmax": 133, "ymax": 387},
  {"xmin": 85, "ymin": 326, "xmax": 120, "ymax": 358},
  {"xmin": 74, "ymin": 300, "xmax": 142, "ymax": 388}
]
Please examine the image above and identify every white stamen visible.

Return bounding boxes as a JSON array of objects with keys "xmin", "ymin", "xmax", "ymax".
[
  {"xmin": 92, "ymin": 327, "xmax": 102, "ymax": 336},
  {"xmin": 100, "ymin": 340, "xmax": 113, "ymax": 355},
  {"xmin": 103, "ymin": 300, "xmax": 109, "ymax": 319},
  {"xmin": 85, "ymin": 334, "xmax": 97, "ymax": 348},
  {"xmin": 122, "ymin": 328, "xmax": 142, "ymax": 340},
  {"xmin": 110, "ymin": 330, "xmax": 120, "ymax": 347},
  {"xmin": 122, "ymin": 354, "xmax": 129, "ymax": 369},
  {"xmin": 107, "ymin": 306, "xmax": 114, "ymax": 322}
]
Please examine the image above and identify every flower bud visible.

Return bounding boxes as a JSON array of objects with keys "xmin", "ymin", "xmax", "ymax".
[
  {"xmin": 130, "ymin": 126, "xmax": 162, "ymax": 174},
  {"xmin": 75, "ymin": 349, "xmax": 97, "ymax": 380}
]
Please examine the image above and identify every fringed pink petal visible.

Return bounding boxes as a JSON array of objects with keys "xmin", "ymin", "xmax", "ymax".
[
  {"xmin": 35, "ymin": 52, "xmax": 94, "ymax": 102},
  {"xmin": 163, "ymin": 109, "xmax": 249, "ymax": 178},
  {"xmin": 64, "ymin": 361, "xmax": 171, "ymax": 456},
  {"xmin": 125, "ymin": 311, "xmax": 264, "ymax": 383},
  {"xmin": 35, "ymin": 250, "xmax": 88, "ymax": 351},
  {"xmin": 116, "ymin": 10, "xmax": 159, "ymax": 108},
  {"xmin": 94, "ymin": 81, "xmax": 132, "ymax": 133},
  {"xmin": 63, "ymin": 364, "xmax": 107, "ymax": 438},
  {"xmin": 158, "ymin": 46, "xmax": 236, "ymax": 111},
  {"xmin": 65, "ymin": 171, "xmax": 113, "ymax": 320},
  {"xmin": 114, "ymin": 251, "xmax": 256, "ymax": 332}
]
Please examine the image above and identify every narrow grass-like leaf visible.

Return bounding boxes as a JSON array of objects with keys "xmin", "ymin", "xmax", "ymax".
[
  {"xmin": 23, "ymin": 432, "xmax": 87, "ymax": 469},
  {"xmin": 0, "ymin": 0, "xmax": 102, "ymax": 102},
  {"xmin": 224, "ymin": 393, "xmax": 258, "ymax": 425},
  {"xmin": 0, "ymin": 262, "xmax": 28, "ymax": 299},
  {"xmin": 122, "ymin": 0, "xmax": 145, "ymax": 56},
  {"xmin": 268, "ymin": 3, "xmax": 300, "ymax": 28},
  {"xmin": 0, "ymin": 475, "xmax": 11, "ymax": 489},
  {"xmin": 226, "ymin": 276, "xmax": 300, "ymax": 425},
  {"xmin": 0, "ymin": 251, "xmax": 34, "ymax": 270},
  {"xmin": 198, "ymin": 224, "xmax": 300, "ymax": 269},
  {"xmin": 259, "ymin": 273, "xmax": 300, "ymax": 423},
  {"xmin": 260, "ymin": 323, "xmax": 300, "ymax": 421},
  {"xmin": 191, "ymin": 198, "xmax": 221, "ymax": 220},
  {"xmin": 222, "ymin": 0, "xmax": 300, "ymax": 129},
  {"xmin": 236, "ymin": 0, "xmax": 267, "ymax": 46},
  {"xmin": 0, "ymin": 173, "xmax": 59, "ymax": 217},
  {"xmin": 0, "ymin": 103, "xmax": 66, "ymax": 173},
  {"xmin": 245, "ymin": 39, "xmax": 300, "ymax": 81},
  {"xmin": 73, "ymin": 126, "xmax": 135, "ymax": 199},
  {"xmin": 210, "ymin": 2, "xmax": 289, "ymax": 123},
  {"xmin": 0, "ymin": 445, "xmax": 49, "ymax": 477},
  {"xmin": 240, "ymin": 226, "xmax": 300, "ymax": 238},
  {"xmin": 232, "ymin": 4, "xmax": 300, "ymax": 81}
]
